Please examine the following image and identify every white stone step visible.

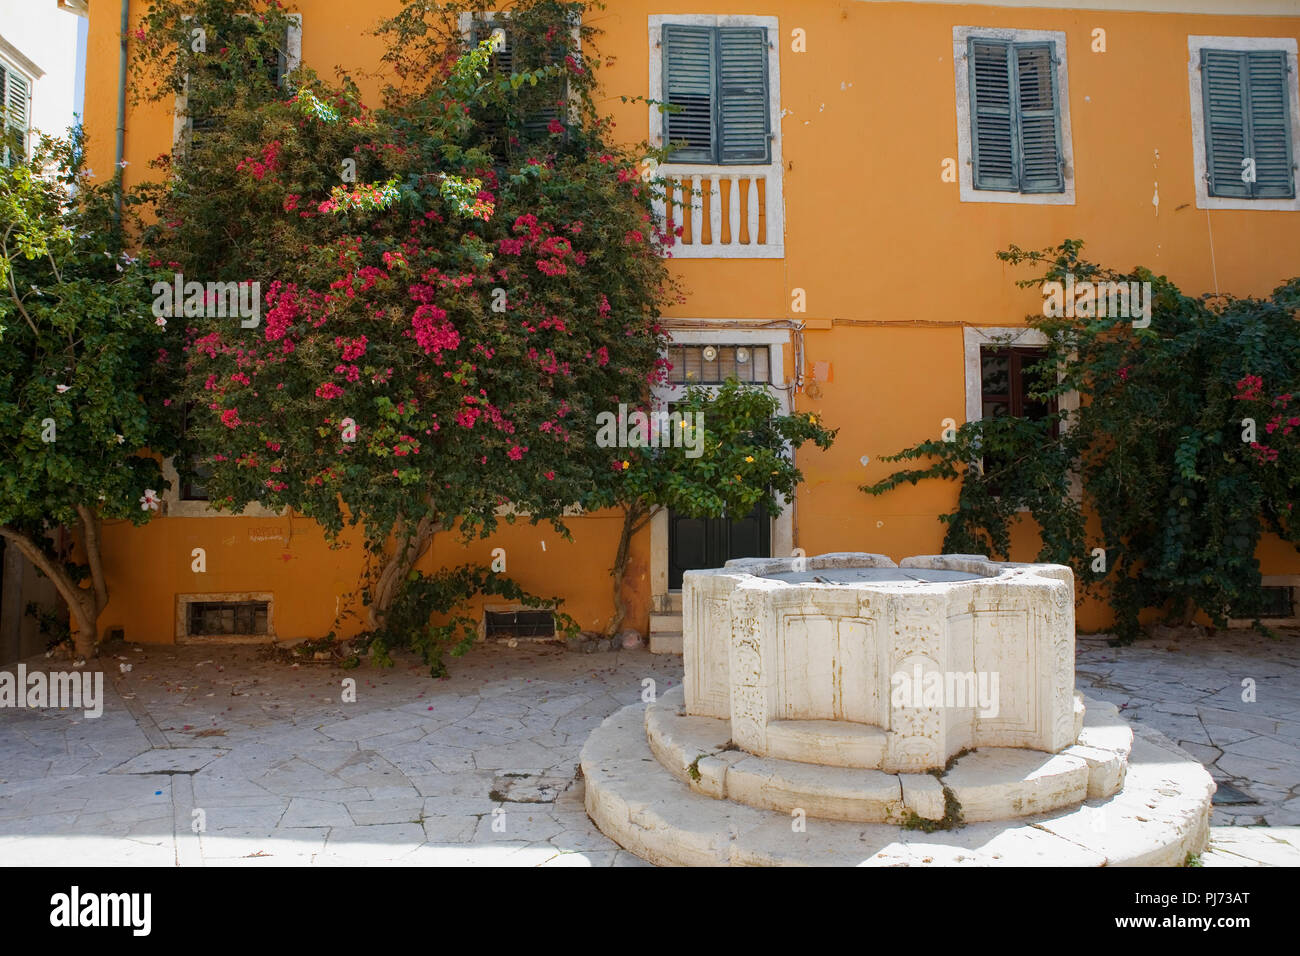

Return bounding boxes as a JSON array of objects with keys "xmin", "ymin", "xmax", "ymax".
[
  {"xmin": 1067, "ymin": 696, "xmax": 1134, "ymax": 799},
  {"xmin": 642, "ymin": 686, "xmax": 1117, "ymax": 824},
  {"xmin": 940, "ymin": 748, "xmax": 1089, "ymax": 823},
  {"xmin": 649, "ymin": 633, "xmax": 683, "ymax": 655},
  {"xmin": 763, "ymin": 719, "xmax": 887, "ymax": 769},
  {"xmin": 723, "ymin": 753, "xmax": 907, "ymax": 823},
  {"xmin": 581, "ymin": 699, "xmax": 1215, "ymax": 866},
  {"xmin": 649, "ymin": 612, "xmax": 682, "ymax": 634}
]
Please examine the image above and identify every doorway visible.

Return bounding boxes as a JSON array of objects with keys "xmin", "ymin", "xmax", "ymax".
[{"xmin": 668, "ymin": 502, "xmax": 771, "ymax": 590}]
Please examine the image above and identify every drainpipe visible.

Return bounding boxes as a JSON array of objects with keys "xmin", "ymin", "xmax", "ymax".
[{"xmin": 113, "ymin": 0, "xmax": 129, "ymax": 221}]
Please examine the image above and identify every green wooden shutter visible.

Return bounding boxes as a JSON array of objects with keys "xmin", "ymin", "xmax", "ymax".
[
  {"xmin": 0, "ymin": 67, "xmax": 8, "ymax": 166},
  {"xmin": 473, "ymin": 20, "xmax": 564, "ymax": 143},
  {"xmin": 1202, "ymin": 50, "xmax": 1252, "ymax": 199},
  {"xmin": 1013, "ymin": 43, "xmax": 1063, "ymax": 192},
  {"xmin": 468, "ymin": 19, "xmax": 508, "ymax": 147},
  {"xmin": 662, "ymin": 24, "xmax": 715, "ymax": 163},
  {"xmin": 265, "ymin": 24, "xmax": 291, "ymax": 90},
  {"xmin": 717, "ymin": 27, "xmax": 770, "ymax": 164},
  {"xmin": 3, "ymin": 66, "xmax": 29, "ymax": 164},
  {"xmin": 471, "ymin": 20, "xmax": 513, "ymax": 73},
  {"xmin": 1245, "ymin": 50, "xmax": 1295, "ymax": 199},
  {"xmin": 523, "ymin": 36, "xmax": 565, "ymax": 141},
  {"xmin": 969, "ymin": 39, "xmax": 1017, "ymax": 190}
]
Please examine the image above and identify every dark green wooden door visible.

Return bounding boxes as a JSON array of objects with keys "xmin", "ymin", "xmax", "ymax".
[{"xmin": 668, "ymin": 503, "xmax": 770, "ymax": 590}]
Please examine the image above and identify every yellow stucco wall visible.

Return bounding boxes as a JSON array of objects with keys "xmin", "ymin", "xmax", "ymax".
[{"xmin": 82, "ymin": 1, "xmax": 1300, "ymax": 642}]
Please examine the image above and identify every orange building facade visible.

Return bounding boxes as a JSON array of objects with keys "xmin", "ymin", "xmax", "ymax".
[{"xmin": 79, "ymin": 0, "xmax": 1300, "ymax": 647}]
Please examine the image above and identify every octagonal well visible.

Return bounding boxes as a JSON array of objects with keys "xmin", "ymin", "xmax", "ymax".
[{"xmin": 682, "ymin": 553, "xmax": 1076, "ymax": 772}]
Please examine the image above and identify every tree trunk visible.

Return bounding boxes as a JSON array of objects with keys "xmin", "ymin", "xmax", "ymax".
[
  {"xmin": 75, "ymin": 505, "xmax": 109, "ymax": 615},
  {"xmin": 368, "ymin": 514, "xmax": 436, "ymax": 629},
  {"xmin": 0, "ymin": 524, "xmax": 101, "ymax": 660},
  {"xmin": 606, "ymin": 503, "xmax": 655, "ymax": 637}
]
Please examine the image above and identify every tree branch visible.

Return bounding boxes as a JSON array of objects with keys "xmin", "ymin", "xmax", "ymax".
[
  {"xmin": 0, "ymin": 524, "xmax": 95, "ymax": 635},
  {"xmin": 1, "ymin": 234, "xmax": 41, "ymax": 338}
]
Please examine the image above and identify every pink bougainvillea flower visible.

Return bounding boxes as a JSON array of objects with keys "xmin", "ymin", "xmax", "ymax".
[{"xmin": 410, "ymin": 304, "xmax": 460, "ymax": 358}]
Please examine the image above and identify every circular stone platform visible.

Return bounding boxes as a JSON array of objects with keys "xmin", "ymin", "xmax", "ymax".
[
  {"xmin": 580, "ymin": 691, "xmax": 1214, "ymax": 866},
  {"xmin": 579, "ymin": 552, "xmax": 1215, "ymax": 866}
]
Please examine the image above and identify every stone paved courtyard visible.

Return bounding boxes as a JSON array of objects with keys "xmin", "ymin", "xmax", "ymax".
[{"xmin": 0, "ymin": 630, "xmax": 1297, "ymax": 866}]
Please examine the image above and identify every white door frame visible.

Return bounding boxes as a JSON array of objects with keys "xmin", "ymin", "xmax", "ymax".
[{"xmin": 649, "ymin": 325, "xmax": 794, "ymax": 610}]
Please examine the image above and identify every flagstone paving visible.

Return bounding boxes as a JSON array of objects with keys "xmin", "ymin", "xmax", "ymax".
[{"xmin": 0, "ymin": 629, "xmax": 1296, "ymax": 866}]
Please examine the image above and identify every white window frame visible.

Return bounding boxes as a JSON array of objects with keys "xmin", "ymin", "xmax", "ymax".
[
  {"xmin": 160, "ymin": 456, "xmax": 282, "ymax": 518},
  {"xmin": 963, "ymin": 327, "xmax": 1080, "ymax": 426},
  {"xmin": 456, "ymin": 10, "xmax": 583, "ymax": 51},
  {"xmin": 0, "ymin": 46, "xmax": 39, "ymax": 167},
  {"xmin": 172, "ymin": 13, "xmax": 302, "ymax": 152},
  {"xmin": 649, "ymin": 324, "xmax": 793, "ymax": 602},
  {"xmin": 648, "ymin": 14, "xmax": 784, "ymax": 258},
  {"xmin": 1187, "ymin": 35, "xmax": 1300, "ymax": 212},
  {"xmin": 456, "ymin": 8, "xmax": 582, "ymax": 125},
  {"xmin": 953, "ymin": 25, "xmax": 1076, "ymax": 205},
  {"xmin": 963, "ymin": 326, "xmax": 1082, "ymax": 506}
]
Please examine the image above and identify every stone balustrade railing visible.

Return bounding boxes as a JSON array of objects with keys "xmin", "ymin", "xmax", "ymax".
[{"xmin": 652, "ymin": 164, "xmax": 784, "ymax": 259}]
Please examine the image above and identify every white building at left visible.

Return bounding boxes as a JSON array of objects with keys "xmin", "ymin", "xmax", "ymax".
[{"xmin": 0, "ymin": 0, "xmax": 87, "ymax": 163}]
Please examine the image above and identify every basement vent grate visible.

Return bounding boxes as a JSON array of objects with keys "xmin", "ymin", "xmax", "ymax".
[
  {"xmin": 484, "ymin": 609, "xmax": 556, "ymax": 639},
  {"xmin": 187, "ymin": 600, "xmax": 269, "ymax": 637},
  {"xmin": 1258, "ymin": 586, "xmax": 1296, "ymax": 619}
]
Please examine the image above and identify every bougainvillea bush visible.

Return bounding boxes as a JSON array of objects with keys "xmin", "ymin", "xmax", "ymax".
[
  {"xmin": 0, "ymin": 131, "xmax": 182, "ymax": 659},
  {"xmin": 864, "ymin": 240, "xmax": 1300, "ymax": 641},
  {"xmin": 132, "ymin": 0, "xmax": 677, "ymax": 662}
]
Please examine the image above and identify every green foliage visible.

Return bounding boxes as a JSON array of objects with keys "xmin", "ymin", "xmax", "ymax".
[
  {"xmin": 0, "ymin": 131, "xmax": 181, "ymax": 535},
  {"xmin": 375, "ymin": 563, "xmax": 579, "ymax": 676},
  {"xmin": 0, "ymin": 129, "xmax": 182, "ymax": 653},
  {"xmin": 597, "ymin": 379, "xmax": 838, "ymax": 521},
  {"xmin": 865, "ymin": 240, "xmax": 1300, "ymax": 641}
]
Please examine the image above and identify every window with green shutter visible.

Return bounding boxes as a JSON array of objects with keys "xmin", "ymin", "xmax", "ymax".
[
  {"xmin": 182, "ymin": 20, "xmax": 294, "ymax": 147},
  {"xmin": 469, "ymin": 19, "xmax": 568, "ymax": 145},
  {"xmin": 662, "ymin": 24, "xmax": 771, "ymax": 165},
  {"xmin": 1, "ymin": 63, "xmax": 31, "ymax": 167},
  {"xmin": 968, "ymin": 38, "xmax": 1064, "ymax": 194},
  {"xmin": 1200, "ymin": 48, "xmax": 1296, "ymax": 200}
]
